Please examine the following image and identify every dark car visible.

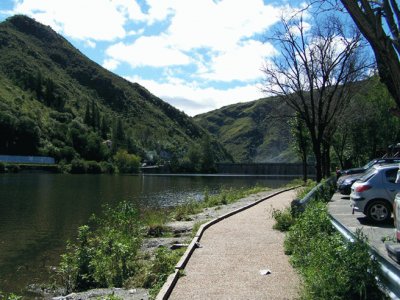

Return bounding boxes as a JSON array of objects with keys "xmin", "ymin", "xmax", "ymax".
[
  {"xmin": 337, "ymin": 173, "xmax": 362, "ymax": 195},
  {"xmin": 337, "ymin": 158, "xmax": 400, "ymax": 178}
]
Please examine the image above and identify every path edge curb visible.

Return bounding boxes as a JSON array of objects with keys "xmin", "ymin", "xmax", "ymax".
[{"xmin": 155, "ymin": 186, "xmax": 299, "ymax": 300}]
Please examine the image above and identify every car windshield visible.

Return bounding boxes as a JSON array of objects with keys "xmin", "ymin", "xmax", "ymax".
[
  {"xmin": 362, "ymin": 159, "xmax": 377, "ymax": 170},
  {"xmin": 359, "ymin": 167, "xmax": 378, "ymax": 182}
]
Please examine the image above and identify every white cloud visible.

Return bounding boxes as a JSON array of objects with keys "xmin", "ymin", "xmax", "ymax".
[
  {"xmin": 103, "ymin": 0, "xmax": 293, "ymax": 82},
  {"xmin": 11, "ymin": 0, "xmax": 128, "ymax": 41},
  {"xmin": 102, "ymin": 58, "xmax": 120, "ymax": 71},
  {"xmin": 126, "ymin": 75, "xmax": 264, "ymax": 116},
  {"xmin": 199, "ymin": 40, "xmax": 277, "ymax": 82},
  {"xmin": 84, "ymin": 40, "xmax": 96, "ymax": 49},
  {"xmin": 106, "ymin": 36, "xmax": 191, "ymax": 68},
  {"xmin": 150, "ymin": 0, "xmax": 284, "ymax": 51}
]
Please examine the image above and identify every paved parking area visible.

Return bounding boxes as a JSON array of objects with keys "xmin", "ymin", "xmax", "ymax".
[{"xmin": 328, "ymin": 192, "xmax": 400, "ymax": 270}]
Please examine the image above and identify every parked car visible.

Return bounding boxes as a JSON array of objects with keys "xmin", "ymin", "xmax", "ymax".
[
  {"xmin": 337, "ymin": 157, "xmax": 400, "ymax": 178},
  {"xmin": 337, "ymin": 161, "xmax": 400, "ymax": 195},
  {"xmin": 337, "ymin": 173, "xmax": 362, "ymax": 195},
  {"xmin": 350, "ymin": 164, "xmax": 400, "ymax": 223}
]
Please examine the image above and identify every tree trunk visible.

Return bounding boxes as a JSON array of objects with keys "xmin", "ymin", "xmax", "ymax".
[
  {"xmin": 311, "ymin": 136, "xmax": 323, "ymax": 182},
  {"xmin": 340, "ymin": 0, "xmax": 400, "ymax": 110},
  {"xmin": 302, "ymin": 151, "xmax": 308, "ymax": 182}
]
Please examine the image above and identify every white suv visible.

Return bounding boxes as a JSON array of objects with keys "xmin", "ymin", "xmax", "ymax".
[{"xmin": 350, "ymin": 164, "xmax": 400, "ymax": 223}]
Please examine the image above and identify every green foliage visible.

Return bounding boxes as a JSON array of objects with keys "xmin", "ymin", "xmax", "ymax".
[
  {"xmin": 57, "ymin": 201, "xmax": 143, "ymax": 292},
  {"xmin": 0, "ymin": 15, "xmax": 231, "ymax": 166},
  {"xmin": 272, "ymin": 207, "xmax": 295, "ymax": 232},
  {"xmin": 295, "ymin": 179, "xmax": 318, "ymax": 199},
  {"xmin": 202, "ymin": 186, "xmax": 268, "ymax": 208},
  {"xmin": 70, "ymin": 158, "xmax": 87, "ymax": 174},
  {"xmin": 0, "ymin": 162, "xmax": 6, "ymax": 173},
  {"xmin": 86, "ymin": 161, "xmax": 102, "ymax": 174},
  {"xmin": 333, "ymin": 77, "xmax": 400, "ymax": 168},
  {"xmin": 113, "ymin": 149, "xmax": 140, "ymax": 173},
  {"xmin": 129, "ymin": 247, "xmax": 185, "ymax": 299},
  {"xmin": 0, "ymin": 291, "xmax": 22, "ymax": 300},
  {"xmin": 194, "ymin": 96, "xmax": 294, "ymax": 163},
  {"xmin": 284, "ymin": 201, "xmax": 385, "ymax": 299},
  {"xmin": 96, "ymin": 295, "xmax": 122, "ymax": 300},
  {"xmin": 142, "ymin": 209, "xmax": 170, "ymax": 237},
  {"xmin": 172, "ymin": 200, "xmax": 202, "ymax": 221},
  {"xmin": 99, "ymin": 161, "xmax": 116, "ymax": 174}
]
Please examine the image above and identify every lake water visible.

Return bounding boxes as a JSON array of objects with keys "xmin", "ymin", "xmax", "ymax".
[{"xmin": 0, "ymin": 173, "xmax": 291, "ymax": 295}]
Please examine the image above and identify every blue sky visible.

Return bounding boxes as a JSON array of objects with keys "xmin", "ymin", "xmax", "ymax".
[{"xmin": 0, "ymin": 0, "xmax": 306, "ymax": 116}]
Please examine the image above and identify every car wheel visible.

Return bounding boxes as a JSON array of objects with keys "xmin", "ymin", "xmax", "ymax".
[{"xmin": 366, "ymin": 200, "xmax": 392, "ymax": 223}]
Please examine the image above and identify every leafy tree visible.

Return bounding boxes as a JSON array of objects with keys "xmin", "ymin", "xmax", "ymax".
[
  {"xmin": 262, "ymin": 13, "xmax": 370, "ymax": 181},
  {"xmin": 112, "ymin": 118, "xmax": 126, "ymax": 151},
  {"xmin": 83, "ymin": 132, "xmax": 109, "ymax": 161},
  {"xmin": 84, "ymin": 101, "xmax": 91, "ymax": 126},
  {"xmin": 332, "ymin": 77, "xmax": 400, "ymax": 166},
  {"xmin": 200, "ymin": 135, "xmax": 216, "ymax": 173},
  {"xmin": 186, "ymin": 144, "xmax": 201, "ymax": 172},
  {"xmin": 113, "ymin": 149, "xmax": 140, "ymax": 173}
]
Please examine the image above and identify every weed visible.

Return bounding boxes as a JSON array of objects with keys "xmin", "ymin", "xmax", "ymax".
[
  {"xmin": 142, "ymin": 210, "xmax": 170, "ymax": 237},
  {"xmin": 0, "ymin": 292, "xmax": 22, "ymax": 300},
  {"xmin": 56, "ymin": 201, "xmax": 143, "ymax": 292},
  {"xmin": 271, "ymin": 207, "xmax": 295, "ymax": 232},
  {"xmin": 129, "ymin": 247, "xmax": 185, "ymax": 299},
  {"xmin": 284, "ymin": 201, "xmax": 385, "ymax": 299},
  {"xmin": 172, "ymin": 200, "xmax": 201, "ymax": 221}
]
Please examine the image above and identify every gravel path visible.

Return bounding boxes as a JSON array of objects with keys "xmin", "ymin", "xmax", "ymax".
[{"xmin": 169, "ymin": 190, "xmax": 300, "ymax": 300}]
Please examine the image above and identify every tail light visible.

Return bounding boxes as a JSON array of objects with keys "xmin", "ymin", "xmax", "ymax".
[{"xmin": 355, "ymin": 185, "xmax": 372, "ymax": 193}]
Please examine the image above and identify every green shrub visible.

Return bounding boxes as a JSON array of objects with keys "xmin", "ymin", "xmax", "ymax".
[
  {"xmin": 113, "ymin": 149, "xmax": 140, "ymax": 173},
  {"xmin": 0, "ymin": 162, "xmax": 6, "ymax": 172},
  {"xmin": 285, "ymin": 201, "xmax": 385, "ymax": 299},
  {"xmin": 142, "ymin": 209, "xmax": 170, "ymax": 237},
  {"xmin": 100, "ymin": 161, "xmax": 116, "ymax": 174},
  {"xmin": 70, "ymin": 159, "xmax": 87, "ymax": 174},
  {"xmin": 57, "ymin": 201, "xmax": 143, "ymax": 292},
  {"xmin": 272, "ymin": 207, "xmax": 295, "ymax": 232},
  {"xmin": 86, "ymin": 161, "xmax": 102, "ymax": 174},
  {"xmin": 130, "ymin": 247, "xmax": 185, "ymax": 298},
  {"xmin": 0, "ymin": 291, "xmax": 22, "ymax": 300},
  {"xmin": 284, "ymin": 201, "xmax": 335, "ymax": 259},
  {"xmin": 295, "ymin": 179, "xmax": 317, "ymax": 199}
]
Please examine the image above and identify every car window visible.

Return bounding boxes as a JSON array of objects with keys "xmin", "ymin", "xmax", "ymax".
[
  {"xmin": 385, "ymin": 168, "xmax": 399, "ymax": 183},
  {"xmin": 362, "ymin": 159, "xmax": 377, "ymax": 169},
  {"xmin": 359, "ymin": 168, "xmax": 377, "ymax": 182}
]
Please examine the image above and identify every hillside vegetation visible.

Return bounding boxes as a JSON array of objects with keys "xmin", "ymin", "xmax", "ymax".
[
  {"xmin": 194, "ymin": 97, "xmax": 297, "ymax": 163},
  {"xmin": 0, "ymin": 15, "xmax": 231, "ymax": 171}
]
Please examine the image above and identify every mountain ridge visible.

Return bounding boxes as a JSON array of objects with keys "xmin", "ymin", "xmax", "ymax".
[
  {"xmin": 0, "ymin": 15, "xmax": 232, "ymax": 167},
  {"xmin": 194, "ymin": 96, "xmax": 297, "ymax": 163}
]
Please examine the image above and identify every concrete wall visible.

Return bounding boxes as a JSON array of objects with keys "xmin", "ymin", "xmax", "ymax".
[
  {"xmin": 216, "ymin": 163, "xmax": 315, "ymax": 177},
  {"xmin": 0, "ymin": 155, "xmax": 55, "ymax": 164}
]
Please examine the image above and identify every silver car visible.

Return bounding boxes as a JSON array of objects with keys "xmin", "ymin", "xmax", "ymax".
[{"xmin": 350, "ymin": 164, "xmax": 400, "ymax": 223}]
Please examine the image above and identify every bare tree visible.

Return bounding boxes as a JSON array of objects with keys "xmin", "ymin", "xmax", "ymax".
[
  {"xmin": 339, "ymin": 0, "xmax": 400, "ymax": 112},
  {"xmin": 262, "ymin": 14, "xmax": 370, "ymax": 181}
]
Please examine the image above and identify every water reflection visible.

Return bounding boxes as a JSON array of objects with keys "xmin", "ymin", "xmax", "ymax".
[{"xmin": 0, "ymin": 173, "xmax": 290, "ymax": 294}]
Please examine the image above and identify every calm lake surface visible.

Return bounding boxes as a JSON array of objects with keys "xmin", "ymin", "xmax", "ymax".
[{"xmin": 0, "ymin": 173, "xmax": 291, "ymax": 295}]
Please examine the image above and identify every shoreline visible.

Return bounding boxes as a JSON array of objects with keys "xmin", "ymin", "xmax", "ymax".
[{"xmin": 43, "ymin": 187, "xmax": 286, "ymax": 300}]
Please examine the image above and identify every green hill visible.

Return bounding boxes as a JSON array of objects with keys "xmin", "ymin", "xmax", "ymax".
[
  {"xmin": 194, "ymin": 97, "xmax": 298, "ymax": 163},
  {"xmin": 0, "ymin": 15, "xmax": 231, "ymax": 168}
]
